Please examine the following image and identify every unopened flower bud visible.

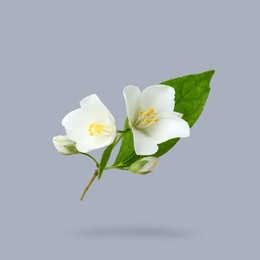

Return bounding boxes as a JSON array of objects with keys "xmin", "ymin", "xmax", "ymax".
[
  {"xmin": 53, "ymin": 135, "xmax": 78, "ymax": 155},
  {"xmin": 129, "ymin": 157, "xmax": 159, "ymax": 174}
]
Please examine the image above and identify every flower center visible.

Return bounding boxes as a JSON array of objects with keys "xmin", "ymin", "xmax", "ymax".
[
  {"xmin": 135, "ymin": 107, "xmax": 158, "ymax": 129},
  {"xmin": 88, "ymin": 122, "xmax": 112, "ymax": 136}
]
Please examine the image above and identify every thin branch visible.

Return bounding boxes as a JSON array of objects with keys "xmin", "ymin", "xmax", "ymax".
[
  {"xmin": 80, "ymin": 170, "xmax": 98, "ymax": 201},
  {"xmin": 79, "ymin": 153, "xmax": 99, "ymax": 167}
]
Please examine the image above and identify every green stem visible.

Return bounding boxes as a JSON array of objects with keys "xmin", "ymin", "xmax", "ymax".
[
  {"xmin": 80, "ymin": 170, "xmax": 98, "ymax": 201},
  {"xmin": 80, "ymin": 152, "xmax": 99, "ymax": 167},
  {"xmin": 103, "ymin": 131, "xmax": 130, "ymax": 171},
  {"xmin": 105, "ymin": 166, "xmax": 118, "ymax": 170},
  {"xmin": 117, "ymin": 128, "xmax": 130, "ymax": 134},
  {"xmin": 115, "ymin": 134, "xmax": 123, "ymax": 146}
]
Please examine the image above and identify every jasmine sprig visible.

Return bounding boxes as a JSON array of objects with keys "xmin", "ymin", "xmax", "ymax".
[{"xmin": 53, "ymin": 70, "xmax": 215, "ymax": 201}]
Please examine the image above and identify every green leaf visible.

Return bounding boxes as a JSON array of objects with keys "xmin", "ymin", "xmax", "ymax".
[
  {"xmin": 154, "ymin": 70, "xmax": 214, "ymax": 157},
  {"xmin": 113, "ymin": 119, "xmax": 141, "ymax": 167},
  {"xmin": 112, "ymin": 70, "xmax": 215, "ymax": 167},
  {"xmin": 98, "ymin": 142, "xmax": 115, "ymax": 179}
]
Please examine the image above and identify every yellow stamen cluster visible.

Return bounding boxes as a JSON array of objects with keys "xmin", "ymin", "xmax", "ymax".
[
  {"xmin": 88, "ymin": 122, "xmax": 113, "ymax": 136},
  {"xmin": 135, "ymin": 107, "xmax": 158, "ymax": 129},
  {"xmin": 88, "ymin": 123, "xmax": 105, "ymax": 136}
]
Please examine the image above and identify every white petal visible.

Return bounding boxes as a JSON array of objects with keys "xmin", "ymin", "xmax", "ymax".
[
  {"xmin": 132, "ymin": 128, "xmax": 158, "ymax": 155},
  {"xmin": 62, "ymin": 108, "xmax": 92, "ymax": 143},
  {"xmin": 145, "ymin": 115, "xmax": 190, "ymax": 144},
  {"xmin": 123, "ymin": 85, "xmax": 141, "ymax": 125},
  {"xmin": 140, "ymin": 85, "xmax": 175, "ymax": 114},
  {"xmin": 75, "ymin": 135, "xmax": 114, "ymax": 153},
  {"xmin": 80, "ymin": 94, "xmax": 115, "ymax": 125}
]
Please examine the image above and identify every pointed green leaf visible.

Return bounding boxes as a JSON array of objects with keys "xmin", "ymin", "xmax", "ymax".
[
  {"xmin": 98, "ymin": 142, "xmax": 115, "ymax": 179},
  {"xmin": 113, "ymin": 119, "xmax": 141, "ymax": 167},
  {"xmin": 154, "ymin": 70, "xmax": 214, "ymax": 156}
]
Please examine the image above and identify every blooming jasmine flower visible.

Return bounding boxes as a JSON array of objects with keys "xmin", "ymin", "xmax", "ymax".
[
  {"xmin": 62, "ymin": 94, "xmax": 116, "ymax": 153},
  {"xmin": 123, "ymin": 85, "xmax": 190, "ymax": 155}
]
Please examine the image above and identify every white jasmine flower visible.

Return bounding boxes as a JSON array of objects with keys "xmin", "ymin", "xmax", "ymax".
[
  {"xmin": 123, "ymin": 85, "xmax": 190, "ymax": 155},
  {"xmin": 53, "ymin": 135, "xmax": 77, "ymax": 155},
  {"xmin": 130, "ymin": 157, "xmax": 160, "ymax": 174},
  {"xmin": 62, "ymin": 94, "xmax": 116, "ymax": 153}
]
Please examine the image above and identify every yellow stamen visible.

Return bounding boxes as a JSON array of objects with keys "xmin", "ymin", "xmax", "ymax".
[
  {"xmin": 135, "ymin": 107, "xmax": 159, "ymax": 129},
  {"xmin": 88, "ymin": 122, "xmax": 112, "ymax": 136}
]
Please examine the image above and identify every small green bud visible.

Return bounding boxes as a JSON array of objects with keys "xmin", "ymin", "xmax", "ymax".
[
  {"xmin": 129, "ymin": 157, "xmax": 160, "ymax": 175},
  {"xmin": 53, "ymin": 135, "xmax": 78, "ymax": 155}
]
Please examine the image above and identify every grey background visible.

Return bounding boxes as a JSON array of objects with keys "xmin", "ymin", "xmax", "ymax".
[{"xmin": 1, "ymin": 1, "xmax": 259, "ymax": 259}]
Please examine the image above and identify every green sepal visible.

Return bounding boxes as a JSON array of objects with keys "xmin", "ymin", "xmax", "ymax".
[{"xmin": 62, "ymin": 144, "xmax": 78, "ymax": 155}]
